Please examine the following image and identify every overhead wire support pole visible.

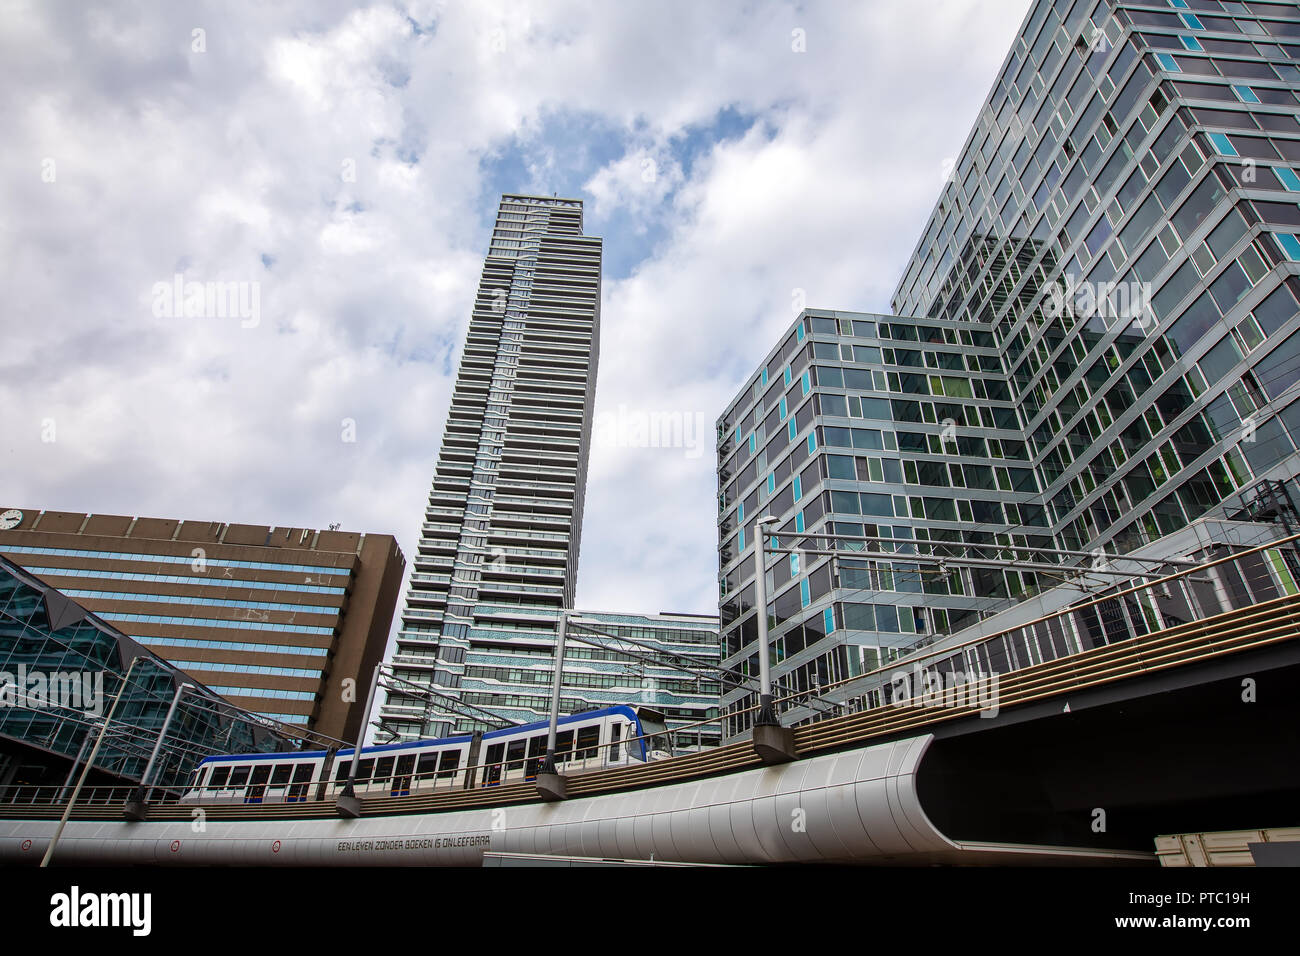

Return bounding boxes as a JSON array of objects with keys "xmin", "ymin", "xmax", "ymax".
[
  {"xmin": 336, "ymin": 663, "xmax": 382, "ymax": 818},
  {"xmin": 536, "ymin": 610, "xmax": 570, "ymax": 801},
  {"xmin": 751, "ymin": 517, "xmax": 797, "ymax": 764},
  {"xmin": 42, "ymin": 655, "xmax": 143, "ymax": 867}
]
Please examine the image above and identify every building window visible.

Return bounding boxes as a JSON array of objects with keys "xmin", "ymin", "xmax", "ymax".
[
  {"xmin": 800, "ymin": 579, "xmax": 811, "ymax": 608},
  {"xmin": 823, "ymin": 607, "xmax": 835, "ymax": 634},
  {"xmin": 1274, "ymin": 233, "xmax": 1300, "ymax": 262},
  {"xmin": 1207, "ymin": 132, "xmax": 1237, "ymax": 156},
  {"xmin": 793, "ymin": 475, "xmax": 803, "ymax": 500},
  {"xmin": 1155, "ymin": 53, "xmax": 1181, "ymax": 72},
  {"xmin": 1231, "ymin": 85, "xmax": 1260, "ymax": 104},
  {"xmin": 1276, "ymin": 167, "xmax": 1300, "ymax": 193}
]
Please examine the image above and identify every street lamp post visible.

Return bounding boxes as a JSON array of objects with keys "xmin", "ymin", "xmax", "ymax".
[
  {"xmin": 41, "ymin": 655, "xmax": 143, "ymax": 867},
  {"xmin": 751, "ymin": 516, "xmax": 797, "ymax": 764},
  {"xmin": 536, "ymin": 610, "xmax": 569, "ymax": 801}
]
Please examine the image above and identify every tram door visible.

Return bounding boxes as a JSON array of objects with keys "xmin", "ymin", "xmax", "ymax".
[
  {"xmin": 288, "ymin": 764, "xmax": 314, "ymax": 803},
  {"xmin": 505, "ymin": 739, "xmax": 527, "ymax": 783},
  {"xmin": 393, "ymin": 754, "xmax": 416, "ymax": 795},
  {"xmin": 525, "ymin": 736, "xmax": 546, "ymax": 779},
  {"xmin": 246, "ymin": 765, "xmax": 271, "ymax": 804},
  {"xmin": 483, "ymin": 743, "xmax": 505, "ymax": 786}
]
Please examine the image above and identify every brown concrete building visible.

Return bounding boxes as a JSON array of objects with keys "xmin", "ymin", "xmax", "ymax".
[{"xmin": 0, "ymin": 508, "xmax": 404, "ymax": 743}]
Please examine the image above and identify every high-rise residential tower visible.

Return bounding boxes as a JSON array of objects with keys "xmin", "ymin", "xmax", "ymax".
[
  {"xmin": 717, "ymin": 0, "xmax": 1300, "ymax": 739},
  {"xmin": 380, "ymin": 195, "xmax": 603, "ymax": 740}
]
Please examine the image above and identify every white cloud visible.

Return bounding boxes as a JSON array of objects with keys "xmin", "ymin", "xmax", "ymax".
[{"xmin": 0, "ymin": 0, "xmax": 1033, "ymax": 656}]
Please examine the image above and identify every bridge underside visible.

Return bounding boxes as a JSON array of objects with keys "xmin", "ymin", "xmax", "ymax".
[{"xmin": 917, "ymin": 645, "xmax": 1300, "ymax": 854}]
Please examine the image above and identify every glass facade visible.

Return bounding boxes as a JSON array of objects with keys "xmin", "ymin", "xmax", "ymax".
[
  {"xmin": 718, "ymin": 0, "xmax": 1300, "ymax": 740},
  {"xmin": 0, "ymin": 557, "xmax": 303, "ymax": 792},
  {"xmin": 385, "ymin": 606, "xmax": 721, "ymax": 748}
]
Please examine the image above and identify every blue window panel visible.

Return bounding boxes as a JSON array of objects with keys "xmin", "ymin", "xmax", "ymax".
[
  {"xmin": 1169, "ymin": 0, "xmax": 1188, "ymax": 7},
  {"xmin": 807, "ymin": 432, "xmax": 817, "ymax": 453},
  {"xmin": 1155, "ymin": 53, "xmax": 1181, "ymax": 72},
  {"xmin": 1232, "ymin": 85, "xmax": 1260, "ymax": 104},
  {"xmin": 790, "ymin": 553, "xmax": 800, "ymax": 575},
  {"xmin": 1179, "ymin": 35, "xmax": 1203, "ymax": 52},
  {"xmin": 1207, "ymin": 132, "xmax": 1237, "ymax": 156},
  {"xmin": 801, "ymin": 371, "xmax": 811, "ymax": 396},
  {"xmin": 1277, "ymin": 167, "xmax": 1300, "ymax": 192},
  {"xmin": 800, "ymin": 579, "xmax": 811, "ymax": 608},
  {"xmin": 783, "ymin": 366, "xmax": 792, "ymax": 386},
  {"xmin": 761, "ymin": 367, "xmax": 768, "ymax": 386},
  {"xmin": 1178, "ymin": 13, "xmax": 1203, "ymax": 29},
  {"xmin": 766, "ymin": 473, "xmax": 775, "ymax": 494},
  {"xmin": 770, "ymin": 535, "xmax": 779, "ymax": 549},
  {"xmin": 735, "ymin": 425, "xmax": 742, "ymax": 443},
  {"xmin": 793, "ymin": 475, "xmax": 803, "ymax": 500},
  {"xmin": 779, "ymin": 397, "xmax": 787, "ymax": 419},
  {"xmin": 748, "ymin": 433, "xmax": 757, "ymax": 454},
  {"xmin": 738, "ymin": 501, "xmax": 745, "ymax": 522},
  {"xmin": 788, "ymin": 420, "xmax": 797, "ymax": 442},
  {"xmin": 1275, "ymin": 233, "xmax": 1300, "ymax": 262},
  {"xmin": 738, "ymin": 527, "xmax": 745, "ymax": 549},
  {"xmin": 823, "ymin": 607, "xmax": 835, "ymax": 634},
  {"xmin": 796, "ymin": 324, "xmax": 805, "ymax": 343},
  {"xmin": 795, "ymin": 512, "xmax": 805, "ymax": 533}
]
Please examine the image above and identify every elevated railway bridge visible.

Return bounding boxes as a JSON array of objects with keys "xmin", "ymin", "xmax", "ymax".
[{"xmin": 2, "ymin": 530, "xmax": 1298, "ymax": 866}]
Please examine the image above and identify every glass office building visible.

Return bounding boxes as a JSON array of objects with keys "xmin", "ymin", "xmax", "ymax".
[
  {"xmin": 0, "ymin": 556, "xmax": 302, "ymax": 793},
  {"xmin": 388, "ymin": 606, "xmax": 722, "ymax": 748},
  {"xmin": 718, "ymin": 0, "xmax": 1300, "ymax": 739},
  {"xmin": 380, "ymin": 195, "xmax": 604, "ymax": 740}
]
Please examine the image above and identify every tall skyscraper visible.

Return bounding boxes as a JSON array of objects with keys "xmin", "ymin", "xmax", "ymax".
[
  {"xmin": 717, "ymin": 0, "xmax": 1300, "ymax": 739},
  {"xmin": 381, "ymin": 194, "xmax": 603, "ymax": 739}
]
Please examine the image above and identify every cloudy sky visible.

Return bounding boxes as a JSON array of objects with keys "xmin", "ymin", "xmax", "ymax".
[{"xmin": 1, "ymin": 0, "xmax": 1032, "ymax": 644}]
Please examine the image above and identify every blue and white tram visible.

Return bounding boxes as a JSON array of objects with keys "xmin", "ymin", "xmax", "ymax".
[{"xmin": 180, "ymin": 705, "xmax": 672, "ymax": 805}]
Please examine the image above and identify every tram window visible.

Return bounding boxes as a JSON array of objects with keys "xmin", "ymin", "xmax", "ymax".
[
  {"xmin": 395, "ymin": 754, "xmax": 415, "ymax": 777},
  {"xmin": 271, "ymin": 764, "xmax": 293, "ymax": 786},
  {"xmin": 555, "ymin": 730, "xmax": 574, "ymax": 761},
  {"xmin": 228, "ymin": 767, "xmax": 250, "ymax": 787},
  {"xmin": 417, "ymin": 753, "xmax": 439, "ymax": 779},
  {"xmin": 288, "ymin": 763, "xmax": 314, "ymax": 802},
  {"xmin": 506, "ymin": 740, "xmax": 526, "ymax": 771},
  {"xmin": 335, "ymin": 761, "xmax": 350, "ymax": 782},
  {"xmin": 250, "ymin": 765, "xmax": 271, "ymax": 786},
  {"xmin": 575, "ymin": 726, "xmax": 600, "ymax": 760},
  {"xmin": 375, "ymin": 756, "xmax": 395, "ymax": 785},
  {"xmin": 436, "ymin": 750, "xmax": 460, "ymax": 778},
  {"xmin": 609, "ymin": 723, "xmax": 622, "ymax": 760},
  {"xmin": 356, "ymin": 758, "xmax": 375, "ymax": 783},
  {"xmin": 210, "ymin": 767, "xmax": 231, "ymax": 788},
  {"xmin": 291, "ymin": 764, "xmax": 313, "ymax": 783}
]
